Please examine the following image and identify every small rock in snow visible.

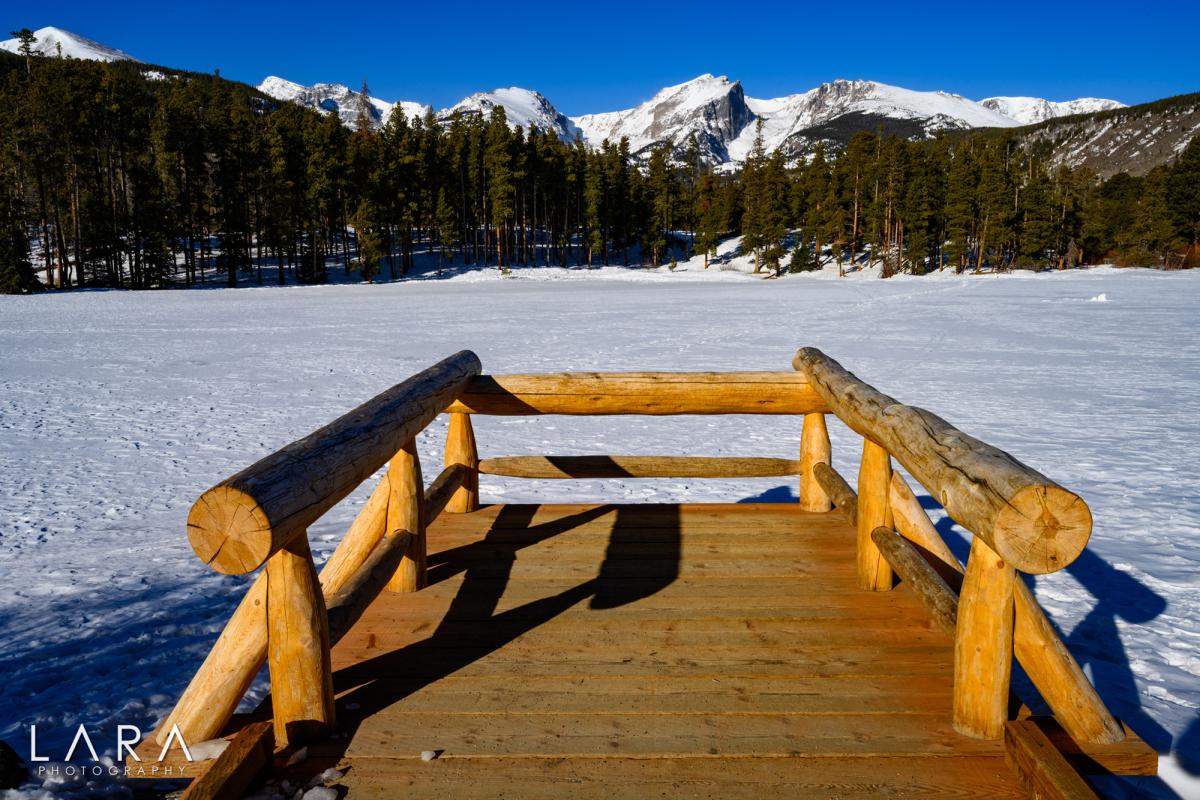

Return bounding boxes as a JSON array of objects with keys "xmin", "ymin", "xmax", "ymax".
[
  {"xmin": 420, "ymin": 750, "xmax": 440, "ymax": 761},
  {"xmin": 189, "ymin": 738, "xmax": 231, "ymax": 761},
  {"xmin": 306, "ymin": 767, "xmax": 343, "ymax": 787},
  {"xmin": 1088, "ymin": 293, "xmax": 1109, "ymax": 302},
  {"xmin": 302, "ymin": 787, "xmax": 338, "ymax": 800},
  {"xmin": 285, "ymin": 746, "xmax": 308, "ymax": 766}
]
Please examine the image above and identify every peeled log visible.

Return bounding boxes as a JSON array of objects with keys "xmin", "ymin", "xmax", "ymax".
[
  {"xmin": 798, "ymin": 413, "xmax": 833, "ymax": 512},
  {"xmin": 446, "ymin": 372, "xmax": 828, "ymax": 415},
  {"xmin": 386, "ymin": 438, "xmax": 425, "ymax": 593},
  {"xmin": 888, "ymin": 473, "xmax": 1123, "ymax": 744},
  {"xmin": 444, "ymin": 412, "xmax": 478, "ymax": 513},
  {"xmin": 856, "ymin": 441, "xmax": 894, "ymax": 592},
  {"xmin": 871, "ymin": 527, "xmax": 958, "ymax": 636},
  {"xmin": 478, "ymin": 455, "xmax": 801, "ymax": 479},
  {"xmin": 266, "ymin": 536, "xmax": 335, "ymax": 746},
  {"xmin": 159, "ymin": 474, "xmax": 446, "ymax": 746},
  {"xmin": 954, "ymin": 537, "xmax": 1016, "ymax": 739},
  {"xmin": 814, "ymin": 462, "xmax": 857, "ymax": 528},
  {"xmin": 318, "ymin": 476, "xmax": 389, "ymax": 593},
  {"xmin": 423, "ymin": 463, "xmax": 467, "ymax": 525},
  {"xmin": 793, "ymin": 347, "xmax": 1091, "ymax": 574},
  {"xmin": 888, "ymin": 472, "xmax": 962, "ymax": 579},
  {"xmin": 187, "ymin": 350, "xmax": 481, "ymax": 574},
  {"xmin": 326, "ymin": 530, "xmax": 413, "ymax": 643}
]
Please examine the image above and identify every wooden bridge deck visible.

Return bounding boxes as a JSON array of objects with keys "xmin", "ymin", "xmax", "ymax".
[{"xmin": 290, "ymin": 502, "xmax": 1031, "ymax": 798}]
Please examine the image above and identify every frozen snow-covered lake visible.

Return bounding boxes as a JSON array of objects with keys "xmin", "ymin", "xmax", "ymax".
[{"xmin": 1, "ymin": 267, "xmax": 1198, "ymax": 797}]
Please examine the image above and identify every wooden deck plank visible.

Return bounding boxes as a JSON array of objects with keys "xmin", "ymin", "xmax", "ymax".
[
  {"xmin": 311, "ymin": 502, "xmax": 1032, "ymax": 796},
  {"xmin": 324, "ymin": 674, "xmax": 957, "ymax": 714},
  {"xmin": 182, "ymin": 502, "xmax": 1147, "ymax": 796},
  {"xmin": 307, "ymin": 756, "xmax": 1026, "ymax": 799}
]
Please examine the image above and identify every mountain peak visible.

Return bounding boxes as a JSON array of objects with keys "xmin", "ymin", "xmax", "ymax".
[
  {"xmin": 256, "ymin": 76, "xmax": 429, "ymax": 130},
  {"xmin": 440, "ymin": 87, "xmax": 580, "ymax": 141},
  {"xmin": 980, "ymin": 95, "xmax": 1128, "ymax": 124},
  {"xmin": 0, "ymin": 26, "xmax": 138, "ymax": 62},
  {"xmin": 571, "ymin": 74, "xmax": 753, "ymax": 163}
]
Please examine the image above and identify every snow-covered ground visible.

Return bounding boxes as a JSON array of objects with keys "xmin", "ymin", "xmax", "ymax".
[{"xmin": 1, "ymin": 267, "xmax": 1198, "ymax": 798}]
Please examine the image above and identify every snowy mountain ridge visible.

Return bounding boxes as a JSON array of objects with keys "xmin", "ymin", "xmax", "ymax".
[
  {"xmin": 573, "ymin": 74, "xmax": 755, "ymax": 162},
  {"xmin": 256, "ymin": 76, "xmax": 430, "ymax": 129},
  {"xmin": 0, "ymin": 26, "xmax": 138, "ymax": 62},
  {"xmin": 5, "ymin": 27, "xmax": 1143, "ymax": 169},
  {"xmin": 980, "ymin": 96, "xmax": 1127, "ymax": 124},
  {"xmin": 439, "ymin": 87, "xmax": 580, "ymax": 141}
]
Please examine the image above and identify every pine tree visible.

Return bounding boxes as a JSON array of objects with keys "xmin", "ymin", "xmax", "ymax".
[
  {"xmin": 944, "ymin": 140, "xmax": 978, "ymax": 272},
  {"xmin": 484, "ymin": 107, "xmax": 514, "ymax": 271},
  {"xmin": 787, "ymin": 232, "xmax": 815, "ymax": 273},
  {"xmin": 643, "ymin": 144, "xmax": 674, "ymax": 266},
  {"xmin": 760, "ymin": 150, "xmax": 789, "ymax": 275},
  {"xmin": 740, "ymin": 120, "xmax": 768, "ymax": 271},
  {"xmin": 434, "ymin": 187, "xmax": 458, "ymax": 274},
  {"xmin": 1167, "ymin": 135, "xmax": 1200, "ymax": 247},
  {"xmin": 10, "ymin": 28, "xmax": 36, "ymax": 75},
  {"xmin": 1017, "ymin": 161, "xmax": 1056, "ymax": 267},
  {"xmin": 354, "ymin": 79, "xmax": 376, "ymax": 133},
  {"xmin": 803, "ymin": 144, "xmax": 830, "ymax": 272},
  {"xmin": 694, "ymin": 172, "xmax": 723, "ymax": 269}
]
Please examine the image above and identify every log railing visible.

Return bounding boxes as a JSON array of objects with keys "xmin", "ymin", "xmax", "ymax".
[
  {"xmin": 792, "ymin": 348, "xmax": 1125, "ymax": 744},
  {"xmin": 161, "ymin": 347, "xmax": 1124, "ymax": 764},
  {"xmin": 162, "ymin": 351, "xmax": 481, "ymax": 748}
]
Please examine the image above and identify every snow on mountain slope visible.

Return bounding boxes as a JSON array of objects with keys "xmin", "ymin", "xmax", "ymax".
[
  {"xmin": 439, "ymin": 87, "xmax": 580, "ymax": 141},
  {"xmin": 0, "ymin": 26, "xmax": 138, "ymax": 62},
  {"xmin": 257, "ymin": 76, "xmax": 429, "ymax": 130},
  {"xmin": 982, "ymin": 95, "xmax": 1128, "ymax": 124},
  {"xmin": 571, "ymin": 74, "xmax": 754, "ymax": 162},
  {"xmin": 729, "ymin": 79, "xmax": 1020, "ymax": 161}
]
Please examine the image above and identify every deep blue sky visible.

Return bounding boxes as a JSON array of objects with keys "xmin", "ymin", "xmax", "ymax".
[{"xmin": 8, "ymin": 0, "xmax": 1198, "ymax": 113}]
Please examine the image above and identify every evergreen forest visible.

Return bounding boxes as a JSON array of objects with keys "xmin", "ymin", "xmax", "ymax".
[{"xmin": 1, "ymin": 40, "xmax": 1197, "ymax": 293}]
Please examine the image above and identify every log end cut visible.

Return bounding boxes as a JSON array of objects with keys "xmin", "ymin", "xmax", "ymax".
[
  {"xmin": 187, "ymin": 485, "xmax": 274, "ymax": 574},
  {"xmin": 994, "ymin": 485, "xmax": 1092, "ymax": 575}
]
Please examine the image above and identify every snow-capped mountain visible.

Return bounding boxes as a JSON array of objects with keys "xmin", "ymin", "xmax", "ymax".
[
  {"xmin": 729, "ymin": 79, "xmax": 1021, "ymax": 161},
  {"xmin": 10, "ymin": 27, "xmax": 1157, "ymax": 173},
  {"xmin": 980, "ymin": 96, "xmax": 1128, "ymax": 125},
  {"xmin": 257, "ymin": 76, "xmax": 430, "ymax": 130},
  {"xmin": 571, "ymin": 74, "xmax": 755, "ymax": 162},
  {"xmin": 0, "ymin": 26, "xmax": 138, "ymax": 62},
  {"xmin": 438, "ymin": 88, "xmax": 580, "ymax": 142}
]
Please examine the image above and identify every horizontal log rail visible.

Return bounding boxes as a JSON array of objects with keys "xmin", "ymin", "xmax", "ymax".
[
  {"xmin": 446, "ymin": 372, "xmax": 829, "ymax": 415},
  {"xmin": 187, "ymin": 350, "xmax": 481, "ymax": 575},
  {"xmin": 793, "ymin": 348, "xmax": 1119, "ymax": 747},
  {"xmin": 793, "ymin": 347, "xmax": 1091, "ymax": 576},
  {"xmin": 478, "ymin": 455, "xmax": 801, "ymax": 479},
  {"xmin": 158, "ymin": 347, "xmax": 1127, "ymax": 794}
]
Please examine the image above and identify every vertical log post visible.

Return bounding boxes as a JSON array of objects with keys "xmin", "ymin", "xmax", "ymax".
[
  {"xmin": 798, "ymin": 412, "xmax": 832, "ymax": 512},
  {"xmin": 954, "ymin": 536, "xmax": 1017, "ymax": 739},
  {"xmin": 387, "ymin": 437, "xmax": 426, "ymax": 592},
  {"xmin": 856, "ymin": 439, "xmax": 894, "ymax": 591},
  {"xmin": 266, "ymin": 535, "xmax": 335, "ymax": 746},
  {"xmin": 445, "ymin": 412, "xmax": 479, "ymax": 513}
]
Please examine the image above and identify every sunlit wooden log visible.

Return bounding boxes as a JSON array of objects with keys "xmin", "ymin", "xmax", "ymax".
[
  {"xmin": 444, "ymin": 412, "xmax": 479, "ymax": 512},
  {"xmin": 793, "ymin": 347, "xmax": 1091, "ymax": 574},
  {"xmin": 798, "ymin": 413, "xmax": 833, "ymax": 512},
  {"xmin": 187, "ymin": 350, "xmax": 481, "ymax": 574},
  {"xmin": 447, "ymin": 372, "xmax": 829, "ymax": 415}
]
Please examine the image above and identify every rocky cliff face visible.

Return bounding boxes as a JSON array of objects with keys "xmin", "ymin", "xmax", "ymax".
[
  {"xmin": 572, "ymin": 75, "xmax": 755, "ymax": 164},
  {"xmin": 1012, "ymin": 93, "xmax": 1200, "ymax": 177}
]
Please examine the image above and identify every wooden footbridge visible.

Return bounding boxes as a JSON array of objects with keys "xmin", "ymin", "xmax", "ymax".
[{"xmin": 135, "ymin": 349, "xmax": 1156, "ymax": 798}]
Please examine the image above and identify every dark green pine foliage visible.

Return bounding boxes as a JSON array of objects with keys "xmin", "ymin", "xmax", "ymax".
[
  {"xmin": 1166, "ymin": 136, "xmax": 1200, "ymax": 247},
  {"xmin": 0, "ymin": 39, "xmax": 1197, "ymax": 293}
]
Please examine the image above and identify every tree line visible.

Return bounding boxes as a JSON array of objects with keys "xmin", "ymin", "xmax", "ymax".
[{"xmin": 0, "ymin": 40, "xmax": 1197, "ymax": 293}]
